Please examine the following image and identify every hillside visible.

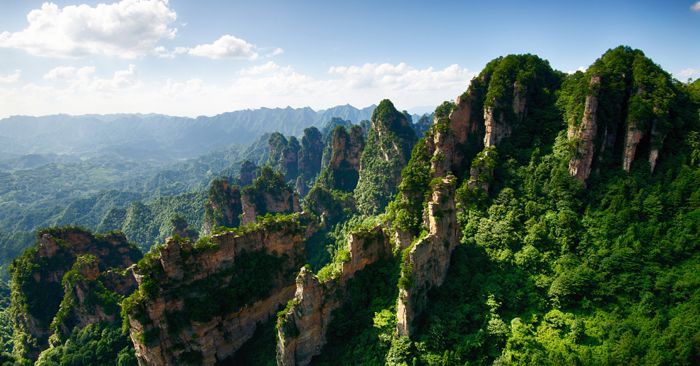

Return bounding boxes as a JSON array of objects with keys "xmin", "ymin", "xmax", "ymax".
[{"xmin": 3, "ymin": 46, "xmax": 700, "ymax": 366}]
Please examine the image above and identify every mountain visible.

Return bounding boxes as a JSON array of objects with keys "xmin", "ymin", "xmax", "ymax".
[
  {"xmin": 0, "ymin": 105, "xmax": 376, "ymax": 163},
  {"xmin": 4, "ymin": 46, "xmax": 700, "ymax": 366}
]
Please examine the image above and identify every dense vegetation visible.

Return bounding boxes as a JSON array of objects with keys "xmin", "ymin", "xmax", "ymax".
[
  {"xmin": 294, "ymin": 47, "xmax": 700, "ymax": 365},
  {"xmin": 355, "ymin": 100, "xmax": 417, "ymax": 215},
  {"xmin": 1, "ymin": 46, "xmax": 698, "ymax": 365}
]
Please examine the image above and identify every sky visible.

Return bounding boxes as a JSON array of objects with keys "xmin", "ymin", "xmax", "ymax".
[{"xmin": 0, "ymin": 0, "xmax": 698, "ymax": 118}]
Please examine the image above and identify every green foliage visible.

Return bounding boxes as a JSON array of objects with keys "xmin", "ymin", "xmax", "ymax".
[
  {"xmin": 313, "ymin": 258, "xmax": 400, "ymax": 365},
  {"xmin": 409, "ymin": 116, "xmax": 700, "ymax": 366},
  {"xmin": 35, "ymin": 322, "xmax": 135, "ymax": 366},
  {"xmin": 203, "ymin": 178, "xmax": 242, "ymax": 231},
  {"xmin": 355, "ymin": 100, "xmax": 417, "ymax": 215},
  {"xmin": 241, "ymin": 166, "xmax": 296, "ymax": 219},
  {"xmin": 386, "ymin": 138, "xmax": 433, "ymax": 236}
]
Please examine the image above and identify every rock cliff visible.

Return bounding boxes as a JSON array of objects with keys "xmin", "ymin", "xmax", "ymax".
[
  {"xmin": 201, "ymin": 178, "xmax": 243, "ymax": 235},
  {"xmin": 567, "ymin": 75, "xmax": 601, "ymax": 181},
  {"xmin": 565, "ymin": 46, "xmax": 680, "ymax": 182},
  {"xmin": 50, "ymin": 254, "xmax": 138, "ymax": 343},
  {"xmin": 10, "ymin": 228, "xmax": 141, "ymax": 360},
  {"xmin": 396, "ymin": 176, "xmax": 458, "ymax": 337},
  {"xmin": 276, "ymin": 226, "xmax": 391, "ymax": 366},
  {"xmin": 125, "ymin": 213, "xmax": 312, "ymax": 366},
  {"xmin": 317, "ymin": 125, "xmax": 365, "ymax": 192},
  {"xmin": 241, "ymin": 167, "xmax": 301, "ymax": 225}
]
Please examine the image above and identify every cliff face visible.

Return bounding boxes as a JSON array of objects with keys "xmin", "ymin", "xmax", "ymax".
[
  {"xmin": 241, "ymin": 167, "xmax": 301, "ymax": 225},
  {"xmin": 10, "ymin": 228, "xmax": 141, "ymax": 360},
  {"xmin": 299, "ymin": 127, "xmax": 324, "ymax": 182},
  {"xmin": 50, "ymin": 255, "xmax": 138, "ymax": 343},
  {"xmin": 202, "ymin": 178, "xmax": 242, "ymax": 235},
  {"xmin": 567, "ymin": 75, "xmax": 601, "ymax": 181},
  {"xmin": 565, "ymin": 47, "xmax": 680, "ymax": 182},
  {"xmin": 239, "ymin": 160, "xmax": 258, "ymax": 187},
  {"xmin": 317, "ymin": 125, "xmax": 365, "ymax": 192},
  {"xmin": 396, "ymin": 177, "xmax": 458, "ymax": 337},
  {"xmin": 276, "ymin": 226, "xmax": 390, "ymax": 366},
  {"xmin": 268, "ymin": 133, "xmax": 301, "ymax": 182},
  {"xmin": 126, "ymin": 213, "xmax": 311, "ymax": 366}
]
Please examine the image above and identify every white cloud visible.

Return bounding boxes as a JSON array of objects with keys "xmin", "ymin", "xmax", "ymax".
[
  {"xmin": 692, "ymin": 1, "xmax": 700, "ymax": 11},
  {"xmin": 239, "ymin": 61, "xmax": 283, "ymax": 76},
  {"xmin": 677, "ymin": 68, "xmax": 698, "ymax": 79},
  {"xmin": 0, "ymin": 62, "xmax": 474, "ymax": 118},
  {"xmin": 328, "ymin": 62, "xmax": 474, "ymax": 91},
  {"xmin": 188, "ymin": 35, "xmax": 258, "ymax": 60},
  {"xmin": 268, "ymin": 48, "xmax": 284, "ymax": 57},
  {"xmin": 153, "ymin": 45, "xmax": 188, "ymax": 59},
  {"xmin": 0, "ymin": 70, "xmax": 21, "ymax": 83},
  {"xmin": 0, "ymin": 0, "xmax": 177, "ymax": 58},
  {"xmin": 41, "ymin": 64, "xmax": 138, "ymax": 93},
  {"xmin": 43, "ymin": 66, "xmax": 95, "ymax": 80}
]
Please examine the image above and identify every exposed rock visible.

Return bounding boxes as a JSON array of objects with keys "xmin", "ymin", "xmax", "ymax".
[
  {"xmin": 239, "ymin": 160, "xmax": 258, "ymax": 187},
  {"xmin": 276, "ymin": 226, "xmax": 390, "ymax": 366},
  {"xmin": 649, "ymin": 120, "xmax": 664, "ymax": 173},
  {"xmin": 568, "ymin": 75, "xmax": 601, "ymax": 182},
  {"xmin": 299, "ymin": 127, "xmax": 324, "ymax": 182},
  {"xmin": 202, "ymin": 179, "xmax": 243, "ymax": 235},
  {"xmin": 269, "ymin": 133, "xmax": 302, "ymax": 181},
  {"xmin": 11, "ymin": 228, "xmax": 141, "ymax": 360},
  {"xmin": 241, "ymin": 167, "xmax": 301, "ymax": 225},
  {"xmin": 623, "ymin": 119, "xmax": 643, "ymax": 172},
  {"xmin": 127, "ymin": 214, "xmax": 313, "ymax": 366},
  {"xmin": 565, "ymin": 47, "xmax": 679, "ymax": 181},
  {"xmin": 396, "ymin": 176, "xmax": 458, "ymax": 337},
  {"xmin": 50, "ymin": 255, "xmax": 138, "ymax": 344},
  {"xmin": 318, "ymin": 125, "xmax": 364, "ymax": 192}
]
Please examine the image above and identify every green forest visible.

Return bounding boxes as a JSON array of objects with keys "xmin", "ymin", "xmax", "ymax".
[{"xmin": 1, "ymin": 46, "xmax": 699, "ymax": 366}]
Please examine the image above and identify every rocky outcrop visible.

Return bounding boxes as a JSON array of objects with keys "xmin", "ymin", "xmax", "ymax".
[
  {"xmin": 317, "ymin": 125, "xmax": 365, "ymax": 192},
  {"xmin": 299, "ymin": 127, "xmax": 324, "ymax": 182},
  {"xmin": 241, "ymin": 167, "xmax": 301, "ymax": 225},
  {"xmin": 126, "ymin": 213, "xmax": 312, "ymax": 366},
  {"xmin": 355, "ymin": 100, "xmax": 417, "ymax": 215},
  {"xmin": 269, "ymin": 133, "xmax": 302, "ymax": 182},
  {"xmin": 396, "ymin": 176, "xmax": 458, "ymax": 337},
  {"xmin": 566, "ymin": 47, "xmax": 679, "ymax": 182},
  {"xmin": 239, "ymin": 160, "xmax": 258, "ymax": 187},
  {"xmin": 202, "ymin": 178, "xmax": 242, "ymax": 235},
  {"xmin": 648, "ymin": 120, "xmax": 664, "ymax": 173},
  {"xmin": 51, "ymin": 255, "xmax": 138, "ymax": 343},
  {"xmin": 11, "ymin": 228, "xmax": 141, "ymax": 360},
  {"xmin": 484, "ymin": 81, "xmax": 527, "ymax": 148},
  {"xmin": 276, "ymin": 226, "xmax": 390, "ymax": 366},
  {"xmin": 567, "ymin": 75, "xmax": 601, "ymax": 182}
]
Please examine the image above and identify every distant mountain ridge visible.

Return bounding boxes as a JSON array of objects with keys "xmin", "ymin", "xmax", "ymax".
[{"xmin": 0, "ymin": 104, "xmax": 382, "ymax": 162}]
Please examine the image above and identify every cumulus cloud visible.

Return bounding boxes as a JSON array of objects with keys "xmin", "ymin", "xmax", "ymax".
[
  {"xmin": 43, "ymin": 66, "xmax": 95, "ymax": 80},
  {"xmin": 188, "ymin": 35, "xmax": 258, "ymax": 60},
  {"xmin": 239, "ymin": 61, "xmax": 283, "ymax": 76},
  {"xmin": 41, "ymin": 64, "xmax": 138, "ymax": 93},
  {"xmin": 0, "ymin": 70, "xmax": 21, "ymax": 84},
  {"xmin": 0, "ymin": 62, "xmax": 474, "ymax": 118},
  {"xmin": 328, "ymin": 62, "xmax": 474, "ymax": 91},
  {"xmin": 692, "ymin": 1, "xmax": 700, "ymax": 11},
  {"xmin": 0, "ymin": 0, "xmax": 177, "ymax": 58}
]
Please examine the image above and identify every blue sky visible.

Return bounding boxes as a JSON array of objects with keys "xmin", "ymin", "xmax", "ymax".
[{"xmin": 0, "ymin": 0, "xmax": 698, "ymax": 117}]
